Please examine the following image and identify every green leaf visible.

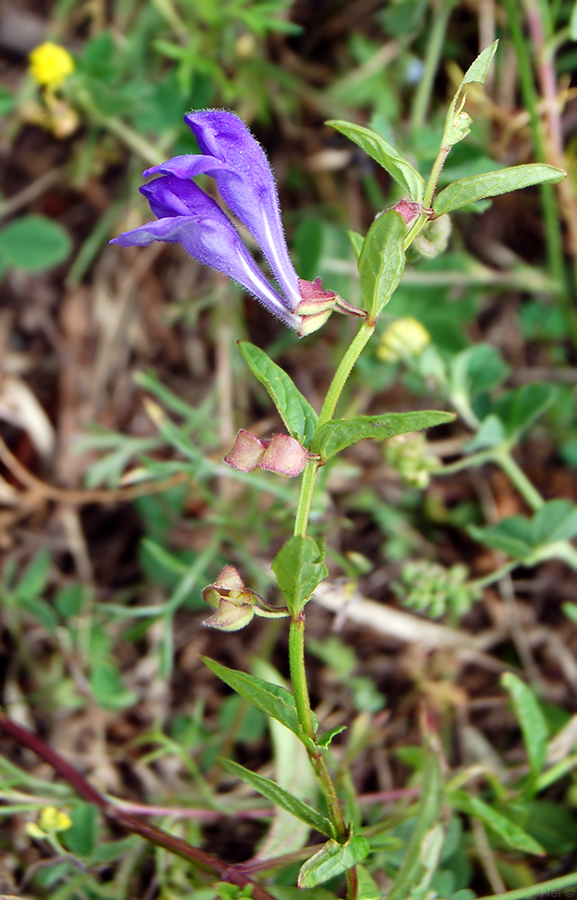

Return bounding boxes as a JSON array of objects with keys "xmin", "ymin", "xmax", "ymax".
[
  {"xmin": 238, "ymin": 342, "xmax": 318, "ymax": 446},
  {"xmin": 348, "ymin": 230, "xmax": 365, "ymax": 262},
  {"xmin": 0, "ymin": 87, "xmax": 15, "ymax": 117},
  {"xmin": 18, "ymin": 596, "xmax": 58, "ymax": 633},
  {"xmin": 327, "ymin": 120, "xmax": 425, "ymax": 201},
  {"xmin": 356, "ymin": 865, "xmax": 380, "ymax": 900},
  {"xmin": 464, "ymin": 414, "xmax": 506, "ymax": 452},
  {"xmin": 298, "ymin": 833, "xmax": 370, "ymax": 888},
  {"xmin": 493, "ymin": 383, "xmax": 556, "ymax": 442},
  {"xmin": 202, "ymin": 657, "xmax": 315, "ymax": 742},
  {"xmin": 450, "ymin": 344, "xmax": 509, "ymax": 402},
  {"xmin": 252, "ymin": 659, "xmax": 317, "ymax": 860},
  {"xmin": 220, "ymin": 758, "xmax": 333, "ymax": 838},
  {"xmin": 501, "ymin": 673, "xmax": 549, "ymax": 778},
  {"xmin": 317, "ymin": 725, "xmax": 347, "ymax": 749},
  {"xmin": 14, "ymin": 550, "xmax": 52, "ymax": 602},
  {"xmin": 442, "ymin": 42, "xmax": 498, "ymax": 149},
  {"xmin": 470, "ymin": 502, "xmax": 577, "ymax": 562},
  {"xmin": 270, "ymin": 887, "xmax": 337, "ymax": 899},
  {"xmin": 468, "ymin": 518, "xmax": 533, "ymax": 561},
  {"xmin": 54, "ymin": 584, "xmax": 84, "ymax": 620},
  {"xmin": 61, "ymin": 803, "xmax": 96, "ymax": 857},
  {"xmin": 272, "ymin": 536, "xmax": 328, "ymax": 614},
  {"xmin": 358, "ymin": 211, "xmax": 406, "ymax": 318},
  {"xmin": 0, "ymin": 215, "xmax": 72, "ymax": 272},
  {"xmin": 448, "ymin": 791, "xmax": 545, "ymax": 855},
  {"xmin": 89, "ymin": 661, "xmax": 139, "ymax": 711},
  {"xmin": 385, "ymin": 750, "xmax": 443, "ymax": 900},
  {"xmin": 433, "ymin": 164, "xmax": 565, "ymax": 216},
  {"xmin": 532, "ymin": 500, "xmax": 577, "ymax": 544},
  {"xmin": 312, "ymin": 410, "xmax": 455, "ymax": 463}
]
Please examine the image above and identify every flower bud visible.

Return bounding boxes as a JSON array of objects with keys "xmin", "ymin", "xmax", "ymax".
[
  {"xmin": 224, "ymin": 430, "xmax": 308, "ymax": 477},
  {"xmin": 377, "ymin": 317, "xmax": 430, "ymax": 363},
  {"xmin": 259, "ymin": 433, "xmax": 308, "ymax": 477},
  {"xmin": 410, "ymin": 214, "xmax": 452, "ymax": 260},
  {"xmin": 223, "ymin": 429, "xmax": 266, "ymax": 472},
  {"xmin": 385, "ymin": 432, "xmax": 439, "ymax": 488}
]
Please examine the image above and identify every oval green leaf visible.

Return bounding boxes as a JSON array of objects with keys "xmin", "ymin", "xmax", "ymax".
[
  {"xmin": 202, "ymin": 657, "xmax": 313, "ymax": 743},
  {"xmin": 0, "ymin": 215, "xmax": 72, "ymax": 272},
  {"xmin": 501, "ymin": 673, "xmax": 549, "ymax": 778},
  {"xmin": 312, "ymin": 410, "xmax": 455, "ymax": 463},
  {"xmin": 433, "ymin": 165, "xmax": 565, "ymax": 217},
  {"xmin": 298, "ymin": 833, "xmax": 370, "ymax": 888},
  {"xmin": 358, "ymin": 210, "xmax": 406, "ymax": 318},
  {"xmin": 327, "ymin": 120, "xmax": 425, "ymax": 202},
  {"xmin": 238, "ymin": 342, "xmax": 318, "ymax": 447},
  {"xmin": 220, "ymin": 758, "xmax": 334, "ymax": 838},
  {"xmin": 448, "ymin": 791, "xmax": 545, "ymax": 856},
  {"xmin": 272, "ymin": 536, "xmax": 328, "ymax": 614}
]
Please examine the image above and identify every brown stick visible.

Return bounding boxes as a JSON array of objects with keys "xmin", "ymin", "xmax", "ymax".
[
  {"xmin": 0, "ymin": 709, "xmax": 277, "ymax": 900},
  {"xmin": 0, "ymin": 434, "xmax": 188, "ymax": 506}
]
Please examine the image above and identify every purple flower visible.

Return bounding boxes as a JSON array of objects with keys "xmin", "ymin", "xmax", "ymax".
[{"xmin": 111, "ymin": 110, "xmax": 337, "ymax": 333}]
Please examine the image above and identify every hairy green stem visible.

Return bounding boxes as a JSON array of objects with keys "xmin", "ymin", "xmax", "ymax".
[
  {"xmin": 288, "ymin": 616, "xmax": 348, "ymax": 836},
  {"xmin": 294, "ymin": 459, "xmax": 320, "ymax": 538},
  {"xmin": 318, "ymin": 320, "xmax": 375, "ymax": 429},
  {"xmin": 288, "ymin": 318, "xmax": 380, "ymax": 899}
]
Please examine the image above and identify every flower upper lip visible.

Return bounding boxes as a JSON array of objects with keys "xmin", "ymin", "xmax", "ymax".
[{"xmin": 111, "ymin": 110, "xmax": 304, "ymax": 330}]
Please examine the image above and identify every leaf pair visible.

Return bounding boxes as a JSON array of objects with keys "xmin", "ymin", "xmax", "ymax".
[{"xmin": 329, "ymin": 40, "xmax": 563, "ymax": 223}]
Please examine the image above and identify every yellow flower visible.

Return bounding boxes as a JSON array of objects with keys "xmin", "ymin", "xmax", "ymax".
[
  {"xmin": 38, "ymin": 805, "xmax": 72, "ymax": 833},
  {"xmin": 29, "ymin": 42, "xmax": 74, "ymax": 88},
  {"xmin": 26, "ymin": 805, "xmax": 73, "ymax": 839},
  {"xmin": 377, "ymin": 317, "xmax": 430, "ymax": 363}
]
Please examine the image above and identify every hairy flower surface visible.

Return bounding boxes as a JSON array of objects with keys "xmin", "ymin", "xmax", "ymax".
[
  {"xmin": 111, "ymin": 110, "xmax": 337, "ymax": 333},
  {"xmin": 29, "ymin": 43, "xmax": 74, "ymax": 88}
]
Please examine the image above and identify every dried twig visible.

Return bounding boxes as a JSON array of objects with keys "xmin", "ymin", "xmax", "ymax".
[{"xmin": 0, "ymin": 433, "xmax": 188, "ymax": 506}]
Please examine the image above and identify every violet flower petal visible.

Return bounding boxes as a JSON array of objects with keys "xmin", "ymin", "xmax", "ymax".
[
  {"xmin": 111, "ymin": 175, "xmax": 300, "ymax": 329},
  {"xmin": 147, "ymin": 110, "xmax": 301, "ymax": 311}
]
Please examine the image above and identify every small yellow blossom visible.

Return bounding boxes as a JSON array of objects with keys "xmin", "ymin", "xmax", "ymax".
[
  {"xmin": 377, "ymin": 317, "xmax": 430, "ymax": 363},
  {"xmin": 26, "ymin": 805, "xmax": 72, "ymax": 839},
  {"xmin": 29, "ymin": 42, "xmax": 74, "ymax": 89},
  {"xmin": 39, "ymin": 805, "xmax": 72, "ymax": 833}
]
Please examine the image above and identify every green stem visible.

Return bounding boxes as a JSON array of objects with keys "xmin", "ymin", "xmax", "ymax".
[
  {"xmin": 287, "ymin": 318, "xmax": 380, "ymax": 900},
  {"xmin": 475, "ymin": 871, "xmax": 577, "ymax": 900},
  {"xmin": 410, "ymin": 0, "xmax": 456, "ymax": 134},
  {"xmin": 469, "ymin": 561, "xmax": 517, "ymax": 590},
  {"xmin": 73, "ymin": 86, "xmax": 166, "ymax": 167},
  {"xmin": 423, "ymin": 144, "xmax": 451, "ymax": 210},
  {"xmin": 493, "ymin": 448, "xmax": 544, "ymax": 511},
  {"xmin": 288, "ymin": 614, "xmax": 316, "ymax": 742},
  {"xmin": 294, "ymin": 459, "xmax": 320, "ymax": 538},
  {"xmin": 318, "ymin": 320, "xmax": 375, "ymax": 429},
  {"xmin": 436, "ymin": 449, "xmax": 495, "ymax": 476},
  {"xmin": 438, "ymin": 445, "xmax": 544, "ymax": 511},
  {"xmin": 288, "ymin": 615, "xmax": 348, "ymax": 841}
]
